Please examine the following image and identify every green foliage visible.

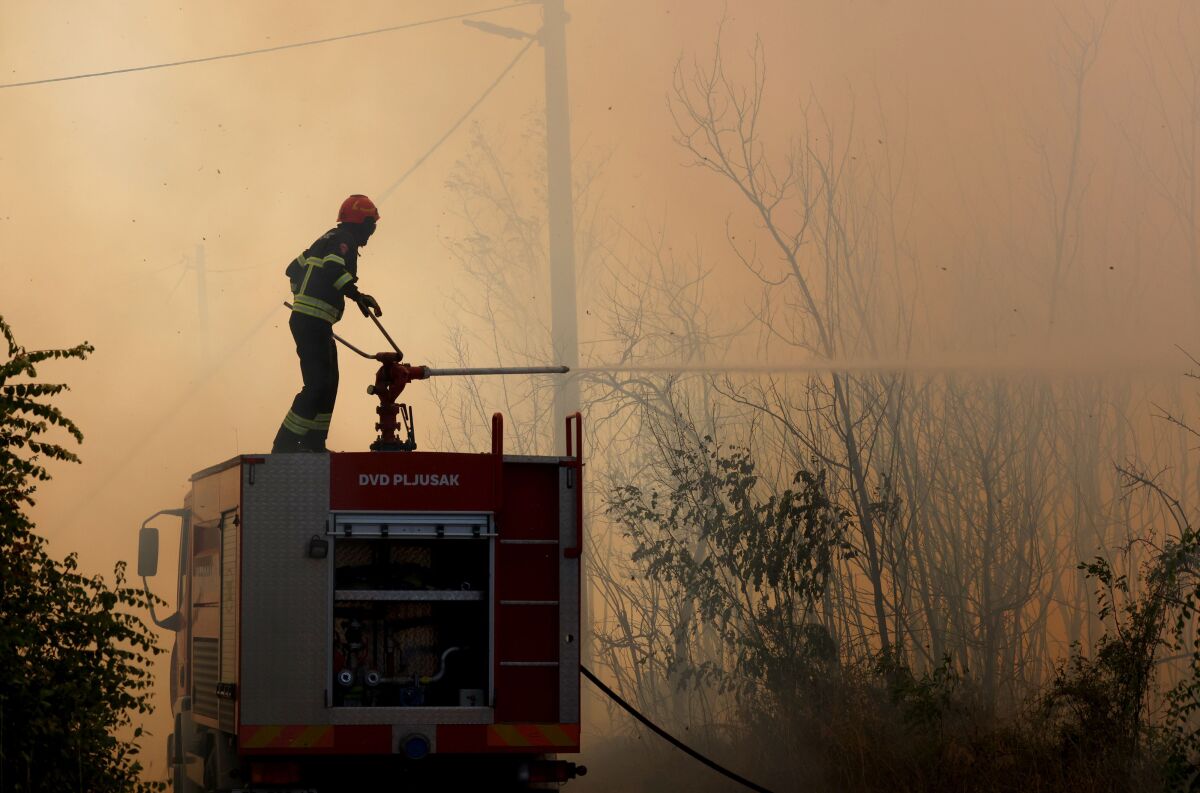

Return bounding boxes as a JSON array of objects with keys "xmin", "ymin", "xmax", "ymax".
[
  {"xmin": 1035, "ymin": 467, "xmax": 1200, "ymax": 791},
  {"xmin": 878, "ymin": 650, "xmax": 964, "ymax": 730},
  {"xmin": 604, "ymin": 434, "xmax": 1195, "ymax": 792},
  {"xmin": 810, "ymin": 652, "xmax": 1168, "ymax": 793},
  {"xmin": 0, "ymin": 315, "xmax": 165, "ymax": 792},
  {"xmin": 606, "ymin": 434, "xmax": 848, "ymax": 708}
]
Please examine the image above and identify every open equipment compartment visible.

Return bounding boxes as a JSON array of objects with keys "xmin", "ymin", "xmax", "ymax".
[{"xmin": 328, "ymin": 512, "xmax": 494, "ymax": 711}]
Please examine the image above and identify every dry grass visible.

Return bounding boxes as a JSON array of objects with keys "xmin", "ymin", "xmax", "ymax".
[{"xmin": 578, "ymin": 658, "xmax": 1173, "ymax": 793}]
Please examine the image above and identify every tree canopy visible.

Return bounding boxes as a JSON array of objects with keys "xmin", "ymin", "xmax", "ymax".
[{"xmin": 0, "ymin": 315, "xmax": 164, "ymax": 792}]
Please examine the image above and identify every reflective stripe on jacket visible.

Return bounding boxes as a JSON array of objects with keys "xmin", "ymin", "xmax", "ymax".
[{"xmin": 286, "ymin": 227, "xmax": 360, "ymax": 324}]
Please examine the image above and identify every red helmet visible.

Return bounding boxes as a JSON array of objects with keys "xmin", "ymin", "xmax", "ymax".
[{"xmin": 337, "ymin": 194, "xmax": 380, "ymax": 224}]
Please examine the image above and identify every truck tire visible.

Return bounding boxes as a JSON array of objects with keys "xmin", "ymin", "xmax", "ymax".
[
  {"xmin": 170, "ymin": 716, "xmax": 205, "ymax": 793},
  {"xmin": 171, "ymin": 757, "xmax": 198, "ymax": 793},
  {"xmin": 202, "ymin": 745, "xmax": 217, "ymax": 793},
  {"xmin": 202, "ymin": 730, "xmax": 237, "ymax": 792}
]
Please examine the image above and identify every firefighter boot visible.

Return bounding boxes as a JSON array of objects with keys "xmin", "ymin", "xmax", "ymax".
[
  {"xmin": 300, "ymin": 412, "xmax": 332, "ymax": 453},
  {"xmin": 298, "ymin": 433, "xmax": 329, "ymax": 453},
  {"xmin": 271, "ymin": 423, "xmax": 305, "ymax": 453}
]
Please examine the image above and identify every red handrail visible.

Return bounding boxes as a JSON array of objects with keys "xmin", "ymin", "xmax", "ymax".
[
  {"xmin": 564, "ymin": 412, "xmax": 583, "ymax": 559},
  {"xmin": 491, "ymin": 412, "xmax": 504, "ymax": 456},
  {"xmin": 491, "ymin": 412, "xmax": 504, "ymax": 509}
]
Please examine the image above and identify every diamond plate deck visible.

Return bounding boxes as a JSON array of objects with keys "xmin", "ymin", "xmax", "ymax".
[{"xmin": 240, "ymin": 454, "xmax": 330, "ymax": 724}]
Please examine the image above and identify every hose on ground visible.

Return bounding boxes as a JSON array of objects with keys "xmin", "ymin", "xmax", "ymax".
[{"xmin": 580, "ymin": 664, "xmax": 776, "ymax": 793}]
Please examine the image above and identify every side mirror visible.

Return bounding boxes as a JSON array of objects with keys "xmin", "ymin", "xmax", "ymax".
[{"xmin": 138, "ymin": 526, "xmax": 159, "ymax": 577}]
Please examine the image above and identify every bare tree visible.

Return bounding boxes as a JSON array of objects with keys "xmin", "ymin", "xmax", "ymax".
[{"xmin": 669, "ymin": 34, "xmax": 908, "ymax": 653}]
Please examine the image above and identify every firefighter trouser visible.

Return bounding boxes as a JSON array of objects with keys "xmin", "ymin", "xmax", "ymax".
[{"xmin": 272, "ymin": 312, "xmax": 339, "ymax": 452}]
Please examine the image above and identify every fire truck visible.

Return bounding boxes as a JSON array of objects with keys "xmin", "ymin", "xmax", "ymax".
[{"xmin": 137, "ymin": 346, "xmax": 585, "ymax": 792}]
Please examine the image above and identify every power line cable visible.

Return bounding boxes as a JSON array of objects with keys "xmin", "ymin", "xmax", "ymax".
[
  {"xmin": 0, "ymin": 2, "xmax": 536, "ymax": 90},
  {"xmin": 165, "ymin": 265, "xmax": 191, "ymax": 302},
  {"xmin": 376, "ymin": 35, "xmax": 536, "ymax": 203},
  {"xmin": 580, "ymin": 664, "xmax": 777, "ymax": 793},
  {"xmin": 50, "ymin": 24, "xmax": 533, "ymax": 521},
  {"xmin": 58, "ymin": 301, "xmax": 285, "ymax": 526}
]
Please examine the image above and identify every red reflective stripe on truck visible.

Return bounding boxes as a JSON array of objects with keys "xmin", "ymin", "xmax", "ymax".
[
  {"xmin": 238, "ymin": 725, "xmax": 389, "ymax": 754},
  {"xmin": 436, "ymin": 723, "xmax": 580, "ymax": 753},
  {"xmin": 240, "ymin": 725, "xmax": 333, "ymax": 749},
  {"xmin": 487, "ymin": 723, "xmax": 581, "ymax": 748}
]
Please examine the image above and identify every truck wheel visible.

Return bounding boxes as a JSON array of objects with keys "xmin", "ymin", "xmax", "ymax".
[
  {"xmin": 202, "ymin": 740, "xmax": 220, "ymax": 793},
  {"xmin": 171, "ymin": 759, "xmax": 193, "ymax": 793},
  {"xmin": 168, "ymin": 732, "xmax": 192, "ymax": 793},
  {"xmin": 203, "ymin": 731, "xmax": 240, "ymax": 793}
]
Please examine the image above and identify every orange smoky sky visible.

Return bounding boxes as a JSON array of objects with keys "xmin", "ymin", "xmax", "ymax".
[{"xmin": 2, "ymin": 0, "xmax": 1197, "ymax": 778}]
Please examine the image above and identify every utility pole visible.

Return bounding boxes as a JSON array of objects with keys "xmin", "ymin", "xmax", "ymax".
[
  {"xmin": 541, "ymin": 0, "xmax": 579, "ymax": 452},
  {"xmin": 461, "ymin": 0, "xmax": 590, "ymax": 678},
  {"xmin": 541, "ymin": 0, "xmax": 591, "ymax": 687},
  {"xmin": 195, "ymin": 243, "xmax": 210, "ymax": 362}
]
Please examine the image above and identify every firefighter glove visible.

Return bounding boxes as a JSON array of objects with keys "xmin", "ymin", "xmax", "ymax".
[{"xmin": 357, "ymin": 293, "xmax": 382, "ymax": 317}]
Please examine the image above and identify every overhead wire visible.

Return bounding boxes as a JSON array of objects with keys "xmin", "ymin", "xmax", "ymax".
[
  {"xmin": 51, "ymin": 15, "xmax": 539, "ymax": 520},
  {"xmin": 164, "ymin": 265, "xmax": 191, "ymax": 302},
  {"xmin": 44, "ymin": 5, "xmax": 539, "ymax": 520},
  {"xmin": 0, "ymin": 2, "xmax": 536, "ymax": 90},
  {"xmin": 58, "ymin": 301, "xmax": 285, "ymax": 525},
  {"xmin": 3, "ymin": 2, "xmax": 537, "ymax": 309},
  {"xmin": 376, "ymin": 34, "xmax": 536, "ymax": 203},
  {"xmin": 17, "ymin": 13, "xmax": 789, "ymax": 784},
  {"xmin": 118, "ymin": 35, "xmax": 531, "ymax": 305}
]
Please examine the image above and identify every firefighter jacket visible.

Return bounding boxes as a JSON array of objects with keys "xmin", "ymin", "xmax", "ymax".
[{"xmin": 286, "ymin": 226, "xmax": 363, "ymax": 324}]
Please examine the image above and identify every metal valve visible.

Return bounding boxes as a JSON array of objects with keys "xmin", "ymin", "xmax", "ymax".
[{"xmin": 283, "ymin": 300, "xmax": 568, "ymax": 453}]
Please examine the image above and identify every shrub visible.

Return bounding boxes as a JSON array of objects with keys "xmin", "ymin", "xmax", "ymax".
[{"xmin": 0, "ymin": 315, "xmax": 164, "ymax": 792}]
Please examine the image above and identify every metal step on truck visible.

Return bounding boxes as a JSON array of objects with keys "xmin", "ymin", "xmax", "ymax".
[{"xmin": 137, "ymin": 339, "xmax": 585, "ymax": 792}]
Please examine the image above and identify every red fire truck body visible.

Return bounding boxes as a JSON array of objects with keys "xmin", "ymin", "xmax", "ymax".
[{"xmin": 159, "ymin": 418, "xmax": 583, "ymax": 791}]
